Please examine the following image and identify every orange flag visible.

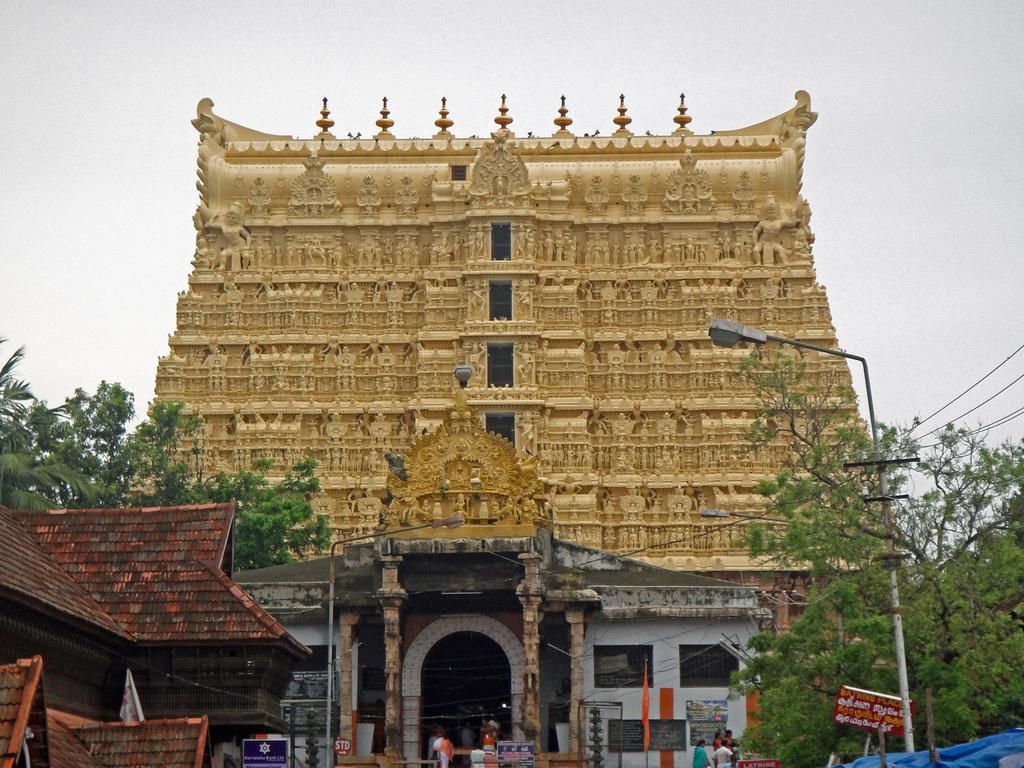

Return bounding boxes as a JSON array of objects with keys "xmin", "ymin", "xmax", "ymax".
[{"xmin": 642, "ymin": 657, "xmax": 650, "ymax": 751}]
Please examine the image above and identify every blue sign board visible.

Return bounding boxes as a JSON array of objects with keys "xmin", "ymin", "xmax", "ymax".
[
  {"xmin": 497, "ymin": 740, "xmax": 535, "ymax": 768},
  {"xmin": 242, "ymin": 738, "xmax": 288, "ymax": 768}
]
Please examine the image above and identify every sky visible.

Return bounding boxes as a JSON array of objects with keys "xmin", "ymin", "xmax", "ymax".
[{"xmin": 1, "ymin": 0, "xmax": 1022, "ymax": 448}]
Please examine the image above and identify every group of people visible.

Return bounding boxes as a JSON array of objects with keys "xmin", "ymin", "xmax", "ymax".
[
  {"xmin": 693, "ymin": 729, "xmax": 739, "ymax": 768},
  {"xmin": 430, "ymin": 719, "xmax": 502, "ymax": 768}
]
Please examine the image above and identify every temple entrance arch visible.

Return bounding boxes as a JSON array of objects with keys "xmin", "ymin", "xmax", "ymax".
[{"xmin": 402, "ymin": 615, "xmax": 525, "ymax": 759}]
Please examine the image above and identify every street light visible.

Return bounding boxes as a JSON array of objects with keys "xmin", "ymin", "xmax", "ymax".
[
  {"xmin": 324, "ymin": 514, "xmax": 465, "ymax": 756},
  {"xmin": 708, "ymin": 317, "xmax": 915, "ymax": 752}
]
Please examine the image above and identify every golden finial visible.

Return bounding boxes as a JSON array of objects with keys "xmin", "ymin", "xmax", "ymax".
[
  {"xmin": 553, "ymin": 95, "xmax": 574, "ymax": 138},
  {"xmin": 612, "ymin": 94, "xmax": 633, "ymax": 137},
  {"xmin": 494, "ymin": 94, "xmax": 513, "ymax": 132},
  {"xmin": 434, "ymin": 96, "xmax": 454, "ymax": 138},
  {"xmin": 375, "ymin": 96, "xmax": 395, "ymax": 139},
  {"xmin": 315, "ymin": 97, "xmax": 336, "ymax": 139},
  {"xmin": 672, "ymin": 92, "xmax": 693, "ymax": 136}
]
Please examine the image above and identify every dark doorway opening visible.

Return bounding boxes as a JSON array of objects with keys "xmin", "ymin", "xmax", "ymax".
[{"xmin": 421, "ymin": 631, "xmax": 512, "ymax": 750}]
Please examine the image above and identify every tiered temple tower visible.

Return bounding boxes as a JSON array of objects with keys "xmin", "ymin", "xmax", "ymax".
[{"xmin": 155, "ymin": 91, "xmax": 851, "ymax": 575}]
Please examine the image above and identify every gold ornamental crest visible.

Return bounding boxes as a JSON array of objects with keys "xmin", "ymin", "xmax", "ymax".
[{"xmin": 385, "ymin": 389, "xmax": 549, "ymax": 530}]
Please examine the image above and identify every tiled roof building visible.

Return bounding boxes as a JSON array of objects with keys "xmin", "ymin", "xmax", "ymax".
[{"xmin": 0, "ymin": 504, "xmax": 307, "ymax": 764}]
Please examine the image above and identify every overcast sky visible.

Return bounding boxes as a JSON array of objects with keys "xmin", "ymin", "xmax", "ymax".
[{"xmin": 2, "ymin": 1, "xmax": 1022, "ymax": 448}]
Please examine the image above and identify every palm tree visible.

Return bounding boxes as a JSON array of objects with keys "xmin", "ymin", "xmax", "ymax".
[{"xmin": 0, "ymin": 338, "xmax": 92, "ymax": 509}]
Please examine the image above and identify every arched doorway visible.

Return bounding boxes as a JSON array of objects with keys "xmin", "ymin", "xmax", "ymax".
[
  {"xmin": 402, "ymin": 615, "xmax": 525, "ymax": 759},
  {"xmin": 421, "ymin": 632, "xmax": 512, "ymax": 749}
]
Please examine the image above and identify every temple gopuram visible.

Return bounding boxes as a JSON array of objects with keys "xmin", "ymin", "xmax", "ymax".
[{"xmin": 155, "ymin": 91, "xmax": 851, "ymax": 579}]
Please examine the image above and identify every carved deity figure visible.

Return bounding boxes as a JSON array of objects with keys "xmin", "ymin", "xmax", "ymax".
[
  {"xmin": 468, "ymin": 132, "xmax": 532, "ymax": 207},
  {"xmin": 394, "ymin": 176, "xmax": 419, "ymax": 216},
  {"xmin": 209, "ymin": 202, "xmax": 251, "ymax": 271},
  {"xmin": 753, "ymin": 195, "xmax": 797, "ymax": 265},
  {"xmin": 662, "ymin": 150, "xmax": 714, "ymax": 214},
  {"xmin": 621, "ymin": 174, "xmax": 648, "ymax": 214},
  {"xmin": 247, "ymin": 177, "xmax": 271, "ymax": 216},
  {"xmin": 357, "ymin": 176, "xmax": 382, "ymax": 216},
  {"xmin": 585, "ymin": 175, "xmax": 610, "ymax": 213},
  {"xmin": 732, "ymin": 170, "xmax": 756, "ymax": 214}
]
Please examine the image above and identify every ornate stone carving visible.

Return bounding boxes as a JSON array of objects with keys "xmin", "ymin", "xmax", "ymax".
[
  {"xmin": 732, "ymin": 171, "xmax": 756, "ymax": 214},
  {"xmin": 394, "ymin": 176, "xmax": 419, "ymax": 216},
  {"xmin": 288, "ymin": 153, "xmax": 339, "ymax": 216},
  {"xmin": 244, "ymin": 177, "xmax": 270, "ymax": 216},
  {"xmin": 754, "ymin": 195, "xmax": 797, "ymax": 265},
  {"xmin": 621, "ymin": 174, "xmax": 648, "ymax": 214},
  {"xmin": 357, "ymin": 176, "xmax": 382, "ymax": 216},
  {"xmin": 386, "ymin": 388, "xmax": 549, "ymax": 529},
  {"xmin": 585, "ymin": 175, "xmax": 609, "ymax": 213},
  {"xmin": 662, "ymin": 150, "xmax": 714, "ymax": 214},
  {"xmin": 468, "ymin": 132, "xmax": 531, "ymax": 207}
]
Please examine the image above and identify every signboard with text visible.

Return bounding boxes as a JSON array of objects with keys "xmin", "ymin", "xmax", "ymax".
[
  {"xmin": 497, "ymin": 740, "xmax": 535, "ymax": 768},
  {"xmin": 738, "ymin": 760, "xmax": 782, "ymax": 768},
  {"xmin": 242, "ymin": 738, "xmax": 288, "ymax": 768},
  {"xmin": 833, "ymin": 685, "xmax": 914, "ymax": 736}
]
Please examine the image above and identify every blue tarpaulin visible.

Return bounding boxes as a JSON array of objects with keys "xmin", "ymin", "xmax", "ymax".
[{"xmin": 830, "ymin": 728, "xmax": 1024, "ymax": 768}]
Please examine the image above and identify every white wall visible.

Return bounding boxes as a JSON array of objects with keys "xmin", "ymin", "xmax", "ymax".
[{"xmin": 583, "ymin": 617, "xmax": 756, "ymax": 768}]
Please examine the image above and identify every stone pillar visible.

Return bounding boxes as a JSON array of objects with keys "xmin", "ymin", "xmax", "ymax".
[
  {"xmin": 338, "ymin": 612, "xmax": 360, "ymax": 743},
  {"xmin": 517, "ymin": 553, "xmax": 544, "ymax": 748},
  {"xmin": 378, "ymin": 555, "xmax": 407, "ymax": 756},
  {"xmin": 566, "ymin": 608, "xmax": 586, "ymax": 753}
]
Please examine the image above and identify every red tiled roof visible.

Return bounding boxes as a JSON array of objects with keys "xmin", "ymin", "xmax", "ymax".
[
  {"xmin": 0, "ymin": 508, "xmax": 129, "ymax": 639},
  {"xmin": 9, "ymin": 504, "xmax": 305, "ymax": 652},
  {"xmin": 47, "ymin": 717, "xmax": 105, "ymax": 768},
  {"xmin": 53, "ymin": 714, "xmax": 208, "ymax": 768},
  {"xmin": 0, "ymin": 656, "xmax": 43, "ymax": 768}
]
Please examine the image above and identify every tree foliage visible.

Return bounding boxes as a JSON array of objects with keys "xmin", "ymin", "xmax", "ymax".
[
  {"xmin": 0, "ymin": 339, "xmax": 329, "ymax": 568},
  {"xmin": 734, "ymin": 352, "xmax": 1024, "ymax": 767}
]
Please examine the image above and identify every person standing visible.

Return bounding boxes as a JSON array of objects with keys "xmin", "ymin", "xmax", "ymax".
[
  {"xmin": 432, "ymin": 725, "xmax": 455, "ymax": 768},
  {"xmin": 692, "ymin": 739, "xmax": 710, "ymax": 768},
  {"xmin": 712, "ymin": 741, "xmax": 732, "ymax": 768}
]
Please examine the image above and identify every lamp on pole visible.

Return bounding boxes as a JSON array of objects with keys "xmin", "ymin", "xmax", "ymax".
[
  {"xmin": 708, "ymin": 317, "xmax": 915, "ymax": 752},
  {"xmin": 324, "ymin": 514, "xmax": 465, "ymax": 757}
]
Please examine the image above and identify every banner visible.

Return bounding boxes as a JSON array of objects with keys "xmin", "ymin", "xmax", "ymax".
[
  {"xmin": 833, "ymin": 685, "xmax": 914, "ymax": 736},
  {"xmin": 641, "ymin": 659, "xmax": 650, "ymax": 751}
]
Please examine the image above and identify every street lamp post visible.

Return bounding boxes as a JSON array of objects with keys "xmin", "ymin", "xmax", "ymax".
[
  {"xmin": 708, "ymin": 318, "xmax": 915, "ymax": 752},
  {"xmin": 324, "ymin": 514, "xmax": 465, "ymax": 758}
]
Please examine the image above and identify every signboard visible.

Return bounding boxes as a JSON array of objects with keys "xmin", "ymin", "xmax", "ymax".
[
  {"xmin": 334, "ymin": 737, "xmax": 352, "ymax": 756},
  {"xmin": 608, "ymin": 720, "xmax": 688, "ymax": 752},
  {"xmin": 738, "ymin": 760, "xmax": 783, "ymax": 768},
  {"xmin": 496, "ymin": 740, "xmax": 535, "ymax": 768},
  {"xmin": 685, "ymin": 700, "xmax": 728, "ymax": 723},
  {"xmin": 833, "ymin": 685, "xmax": 914, "ymax": 736},
  {"xmin": 242, "ymin": 738, "xmax": 288, "ymax": 768},
  {"xmin": 688, "ymin": 725, "xmax": 720, "ymax": 747}
]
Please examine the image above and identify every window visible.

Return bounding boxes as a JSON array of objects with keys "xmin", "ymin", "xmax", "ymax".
[
  {"xmin": 451, "ymin": 164, "xmax": 468, "ymax": 181},
  {"xmin": 491, "ymin": 222, "xmax": 512, "ymax": 260},
  {"xmin": 678, "ymin": 644, "xmax": 738, "ymax": 687},
  {"xmin": 485, "ymin": 413, "xmax": 516, "ymax": 445},
  {"xmin": 487, "ymin": 343, "xmax": 514, "ymax": 387},
  {"xmin": 594, "ymin": 645, "xmax": 652, "ymax": 688},
  {"xmin": 489, "ymin": 281, "xmax": 513, "ymax": 320}
]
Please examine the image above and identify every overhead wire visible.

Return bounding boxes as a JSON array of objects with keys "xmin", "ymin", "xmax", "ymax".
[
  {"xmin": 910, "ymin": 341, "xmax": 1024, "ymax": 433},
  {"xmin": 915, "ymin": 403, "xmax": 1024, "ymax": 450},
  {"xmin": 917, "ymin": 370, "xmax": 1024, "ymax": 438}
]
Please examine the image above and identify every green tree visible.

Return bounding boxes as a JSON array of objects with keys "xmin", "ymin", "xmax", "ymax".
[
  {"xmin": 29, "ymin": 381, "xmax": 136, "ymax": 506},
  {"xmin": 733, "ymin": 353, "xmax": 1024, "ymax": 767},
  {"xmin": 128, "ymin": 400, "xmax": 329, "ymax": 568},
  {"xmin": 0, "ymin": 338, "xmax": 92, "ymax": 509},
  {"xmin": 131, "ymin": 400, "xmax": 203, "ymax": 506},
  {"xmin": 203, "ymin": 457, "xmax": 330, "ymax": 570}
]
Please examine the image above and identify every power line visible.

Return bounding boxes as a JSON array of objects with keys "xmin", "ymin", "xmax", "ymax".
[
  {"xmin": 918, "ymin": 370, "xmax": 1024, "ymax": 438},
  {"xmin": 916, "ymin": 403, "xmax": 1024, "ymax": 450},
  {"xmin": 911, "ymin": 341, "xmax": 1024, "ymax": 433}
]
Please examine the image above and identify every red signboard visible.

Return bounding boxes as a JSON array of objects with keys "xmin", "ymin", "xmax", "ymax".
[
  {"xmin": 833, "ymin": 685, "xmax": 914, "ymax": 736},
  {"xmin": 738, "ymin": 760, "xmax": 782, "ymax": 768},
  {"xmin": 333, "ymin": 737, "xmax": 352, "ymax": 756}
]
